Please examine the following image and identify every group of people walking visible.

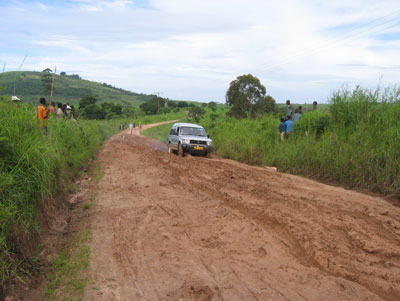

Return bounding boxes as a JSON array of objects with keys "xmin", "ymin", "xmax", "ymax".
[
  {"xmin": 120, "ymin": 121, "xmax": 142, "ymax": 135},
  {"xmin": 279, "ymin": 100, "xmax": 317, "ymax": 141}
]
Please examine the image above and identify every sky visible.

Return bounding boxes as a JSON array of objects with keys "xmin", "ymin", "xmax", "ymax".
[{"xmin": 1, "ymin": 0, "xmax": 400, "ymax": 103}]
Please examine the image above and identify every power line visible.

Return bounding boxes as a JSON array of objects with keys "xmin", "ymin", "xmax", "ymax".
[{"xmin": 255, "ymin": 8, "xmax": 400, "ymax": 73}]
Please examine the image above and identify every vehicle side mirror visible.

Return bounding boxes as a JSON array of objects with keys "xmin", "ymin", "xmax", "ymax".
[{"xmin": 207, "ymin": 135, "xmax": 210, "ymax": 138}]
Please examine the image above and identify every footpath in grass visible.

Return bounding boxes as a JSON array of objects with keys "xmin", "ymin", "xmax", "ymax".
[{"xmin": 142, "ymin": 121, "xmax": 179, "ymax": 142}]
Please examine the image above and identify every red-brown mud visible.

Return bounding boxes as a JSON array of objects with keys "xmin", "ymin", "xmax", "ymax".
[{"xmin": 84, "ymin": 126, "xmax": 400, "ymax": 301}]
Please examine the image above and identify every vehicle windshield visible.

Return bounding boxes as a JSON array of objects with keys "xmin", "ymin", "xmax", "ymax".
[{"xmin": 180, "ymin": 127, "xmax": 207, "ymax": 136}]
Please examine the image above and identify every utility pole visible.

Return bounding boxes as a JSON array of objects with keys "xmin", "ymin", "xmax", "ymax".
[
  {"xmin": 154, "ymin": 91, "xmax": 163, "ymax": 113},
  {"xmin": 50, "ymin": 66, "xmax": 57, "ymax": 103},
  {"xmin": 19, "ymin": 55, "xmax": 27, "ymax": 71}
]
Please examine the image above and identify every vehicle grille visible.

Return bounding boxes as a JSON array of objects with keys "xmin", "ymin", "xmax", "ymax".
[{"xmin": 190, "ymin": 140, "xmax": 207, "ymax": 145}]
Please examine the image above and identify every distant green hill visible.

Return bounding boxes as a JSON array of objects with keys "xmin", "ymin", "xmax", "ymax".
[{"xmin": 0, "ymin": 71, "xmax": 154, "ymax": 106}]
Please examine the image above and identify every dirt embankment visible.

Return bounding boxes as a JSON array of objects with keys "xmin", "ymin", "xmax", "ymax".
[{"xmin": 82, "ymin": 128, "xmax": 400, "ymax": 301}]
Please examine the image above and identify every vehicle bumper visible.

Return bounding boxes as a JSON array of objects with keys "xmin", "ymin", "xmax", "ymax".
[{"xmin": 182, "ymin": 144, "xmax": 213, "ymax": 154}]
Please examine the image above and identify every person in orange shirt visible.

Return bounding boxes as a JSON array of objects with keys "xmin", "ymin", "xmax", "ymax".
[{"xmin": 37, "ymin": 97, "xmax": 49, "ymax": 134}]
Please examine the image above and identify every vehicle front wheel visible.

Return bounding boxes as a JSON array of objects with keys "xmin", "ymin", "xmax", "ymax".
[
  {"xmin": 168, "ymin": 143, "xmax": 172, "ymax": 154},
  {"xmin": 178, "ymin": 143, "xmax": 184, "ymax": 157}
]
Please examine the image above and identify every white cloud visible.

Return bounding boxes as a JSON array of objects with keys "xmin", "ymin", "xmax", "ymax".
[{"xmin": 1, "ymin": 0, "xmax": 400, "ymax": 102}]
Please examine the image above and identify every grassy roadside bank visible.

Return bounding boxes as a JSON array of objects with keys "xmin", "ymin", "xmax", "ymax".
[
  {"xmin": 142, "ymin": 122, "xmax": 178, "ymax": 142},
  {"xmin": 0, "ymin": 101, "xmax": 118, "ymax": 298},
  {"xmin": 199, "ymin": 86, "xmax": 400, "ymax": 195}
]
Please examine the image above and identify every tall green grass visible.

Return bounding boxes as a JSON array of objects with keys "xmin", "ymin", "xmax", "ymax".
[
  {"xmin": 201, "ymin": 86, "xmax": 400, "ymax": 195},
  {"xmin": 0, "ymin": 101, "xmax": 116, "ymax": 296}
]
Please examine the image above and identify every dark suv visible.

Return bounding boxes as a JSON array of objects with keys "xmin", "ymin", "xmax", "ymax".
[{"xmin": 167, "ymin": 122, "xmax": 213, "ymax": 157}]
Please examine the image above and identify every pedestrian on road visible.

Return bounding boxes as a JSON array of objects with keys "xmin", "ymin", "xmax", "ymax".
[
  {"xmin": 139, "ymin": 122, "xmax": 142, "ymax": 135},
  {"xmin": 129, "ymin": 122, "xmax": 134, "ymax": 135}
]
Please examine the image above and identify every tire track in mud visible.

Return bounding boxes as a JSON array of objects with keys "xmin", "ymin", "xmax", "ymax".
[
  {"xmin": 167, "ymin": 157, "xmax": 400, "ymax": 300},
  {"xmin": 85, "ymin": 129, "xmax": 400, "ymax": 301}
]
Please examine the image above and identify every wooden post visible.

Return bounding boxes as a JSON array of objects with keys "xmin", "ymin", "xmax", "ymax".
[{"xmin": 50, "ymin": 67, "xmax": 56, "ymax": 102}]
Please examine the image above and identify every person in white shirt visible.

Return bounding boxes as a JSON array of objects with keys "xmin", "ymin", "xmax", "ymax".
[{"xmin": 129, "ymin": 122, "xmax": 134, "ymax": 135}]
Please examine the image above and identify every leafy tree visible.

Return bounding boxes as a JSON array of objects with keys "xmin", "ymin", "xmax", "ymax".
[
  {"xmin": 69, "ymin": 74, "xmax": 81, "ymax": 79},
  {"xmin": 188, "ymin": 106, "xmax": 206, "ymax": 122},
  {"xmin": 60, "ymin": 72, "xmax": 66, "ymax": 76},
  {"xmin": 167, "ymin": 101, "xmax": 177, "ymax": 108},
  {"xmin": 41, "ymin": 68, "xmax": 53, "ymax": 95},
  {"xmin": 121, "ymin": 101, "xmax": 137, "ymax": 118},
  {"xmin": 99, "ymin": 102, "xmax": 122, "ymax": 115},
  {"xmin": 177, "ymin": 101, "xmax": 188, "ymax": 108},
  {"xmin": 160, "ymin": 107, "xmax": 171, "ymax": 114},
  {"xmin": 79, "ymin": 95, "xmax": 97, "ymax": 109},
  {"xmin": 208, "ymin": 101, "xmax": 217, "ymax": 111},
  {"xmin": 101, "ymin": 102, "xmax": 113, "ymax": 111},
  {"xmin": 140, "ymin": 97, "xmax": 165, "ymax": 114},
  {"xmin": 81, "ymin": 104, "xmax": 106, "ymax": 119},
  {"xmin": 201, "ymin": 103, "xmax": 207, "ymax": 107},
  {"xmin": 251, "ymin": 95, "xmax": 277, "ymax": 118},
  {"xmin": 110, "ymin": 103, "xmax": 122, "ymax": 115},
  {"xmin": 226, "ymin": 74, "xmax": 266, "ymax": 119}
]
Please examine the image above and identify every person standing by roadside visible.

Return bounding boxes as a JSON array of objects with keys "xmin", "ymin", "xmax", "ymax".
[
  {"xmin": 292, "ymin": 107, "xmax": 302, "ymax": 123},
  {"xmin": 312, "ymin": 101, "xmax": 318, "ymax": 111},
  {"xmin": 285, "ymin": 115, "xmax": 293, "ymax": 137},
  {"xmin": 49, "ymin": 101, "xmax": 56, "ymax": 115},
  {"xmin": 279, "ymin": 117, "xmax": 286, "ymax": 142},
  {"xmin": 37, "ymin": 97, "xmax": 49, "ymax": 134},
  {"xmin": 69, "ymin": 105, "xmax": 77, "ymax": 121},
  {"xmin": 56, "ymin": 102, "xmax": 64, "ymax": 120},
  {"xmin": 286, "ymin": 100, "xmax": 294, "ymax": 117},
  {"xmin": 139, "ymin": 122, "xmax": 142, "ymax": 135},
  {"xmin": 129, "ymin": 122, "xmax": 134, "ymax": 135},
  {"xmin": 62, "ymin": 103, "xmax": 68, "ymax": 117}
]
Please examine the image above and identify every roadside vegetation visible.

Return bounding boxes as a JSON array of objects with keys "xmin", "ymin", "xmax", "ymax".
[
  {"xmin": 0, "ymin": 100, "xmax": 118, "ymax": 297},
  {"xmin": 200, "ymin": 84, "xmax": 400, "ymax": 195},
  {"xmin": 44, "ymin": 228, "xmax": 92, "ymax": 301}
]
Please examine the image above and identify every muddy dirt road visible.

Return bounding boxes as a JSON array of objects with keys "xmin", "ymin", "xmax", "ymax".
[{"xmin": 84, "ymin": 124, "xmax": 400, "ymax": 301}]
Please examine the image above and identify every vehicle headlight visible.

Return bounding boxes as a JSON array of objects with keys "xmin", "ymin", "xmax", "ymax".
[
  {"xmin": 207, "ymin": 141, "xmax": 213, "ymax": 146},
  {"xmin": 182, "ymin": 138, "xmax": 190, "ymax": 144}
]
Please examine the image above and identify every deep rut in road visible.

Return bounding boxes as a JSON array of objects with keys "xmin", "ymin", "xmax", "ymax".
[{"xmin": 84, "ymin": 128, "xmax": 400, "ymax": 300}]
